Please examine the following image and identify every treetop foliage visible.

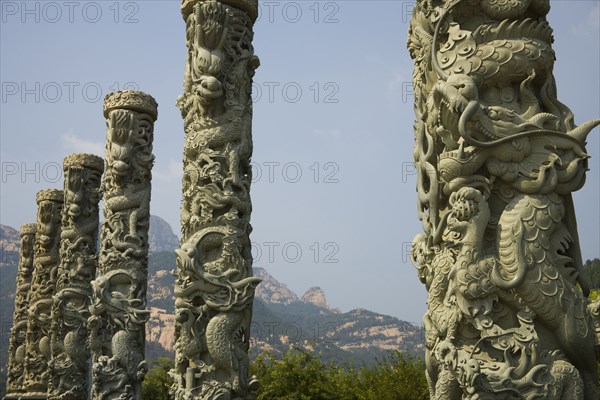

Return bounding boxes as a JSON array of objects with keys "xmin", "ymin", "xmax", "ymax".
[{"xmin": 141, "ymin": 349, "xmax": 429, "ymax": 400}]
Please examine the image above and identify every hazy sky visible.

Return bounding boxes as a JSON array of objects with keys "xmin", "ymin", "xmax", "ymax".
[{"xmin": 1, "ymin": 0, "xmax": 598, "ymax": 323}]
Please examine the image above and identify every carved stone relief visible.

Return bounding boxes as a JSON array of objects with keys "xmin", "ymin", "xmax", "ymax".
[
  {"xmin": 4, "ymin": 223, "xmax": 37, "ymax": 399},
  {"xmin": 408, "ymin": 1, "xmax": 600, "ymax": 398},
  {"xmin": 22, "ymin": 189, "xmax": 64, "ymax": 399},
  {"xmin": 89, "ymin": 91, "xmax": 157, "ymax": 400},
  {"xmin": 48, "ymin": 153, "xmax": 103, "ymax": 400},
  {"xmin": 170, "ymin": 1, "xmax": 261, "ymax": 398}
]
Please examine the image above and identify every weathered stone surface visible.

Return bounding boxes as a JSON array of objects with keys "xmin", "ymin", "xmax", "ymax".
[
  {"xmin": 88, "ymin": 90, "xmax": 157, "ymax": 400},
  {"xmin": 22, "ymin": 190, "xmax": 63, "ymax": 399},
  {"xmin": 408, "ymin": 1, "xmax": 600, "ymax": 398},
  {"xmin": 181, "ymin": 0, "xmax": 258, "ymax": 22},
  {"xmin": 170, "ymin": 0, "xmax": 261, "ymax": 398},
  {"xmin": 4, "ymin": 224, "xmax": 36, "ymax": 399},
  {"xmin": 48, "ymin": 153, "xmax": 103, "ymax": 400}
]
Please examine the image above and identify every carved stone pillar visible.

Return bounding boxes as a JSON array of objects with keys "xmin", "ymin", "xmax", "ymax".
[
  {"xmin": 170, "ymin": 1, "xmax": 261, "ymax": 398},
  {"xmin": 3, "ymin": 223, "xmax": 36, "ymax": 400},
  {"xmin": 88, "ymin": 91, "xmax": 157, "ymax": 400},
  {"xmin": 408, "ymin": 1, "xmax": 600, "ymax": 399},
  {"xmin": 47, "ymin": 154, "xmax": 103, "ymax": 400},
  {"xmin": 22, "ymin": 189, "xmax": 63, "ymax": 399}
]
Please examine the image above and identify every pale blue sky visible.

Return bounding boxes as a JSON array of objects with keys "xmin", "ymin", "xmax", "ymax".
[{"xmin": 1, "ymin": 0, "xmax": 598, "ymax": 323}]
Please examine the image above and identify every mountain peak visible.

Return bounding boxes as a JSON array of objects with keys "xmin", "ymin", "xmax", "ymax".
[
  {"xmin": 148, "ymin": 215, "xmax": 180, "ymax": 253},
  {"xmin": 0, "ymin": 224, "xmax": 20, "ymax": 253},
  {"xmin": 301, "ymin": 286, "xmax": 333, "ymax": 310},
  {"xmin": 254, "ymin": 267, "xmax": 300, "ymax": 305}
]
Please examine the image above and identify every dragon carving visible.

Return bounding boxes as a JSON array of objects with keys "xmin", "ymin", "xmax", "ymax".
[
  {"xmin": 23, "ymin": 190, "xmax": 63, "ymax": 396},
  {"xmin": 48, "ymin": 154, "xmax": 103, "ymax": 400},
  {"xmin": 171, "ymin": 1, "xmax": 261, "ymax": 398},
  {"xmin": 5, "ymin": 224, "xmax": 36, "ymax": 397},
  {"xmin": 409, "ymin": 0, "xmax": 600, "ymax": 398},
  {"xmin": 89, "ymin": 91, "xmax": 157, "ymax": 400}
]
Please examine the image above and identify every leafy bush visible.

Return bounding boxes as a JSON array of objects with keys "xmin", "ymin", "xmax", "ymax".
[
  {"xmin": 583, "ymin": 258, "xmax": 600, "ymax": 290},
  {"xmin": 141, "ymin": 349, "xmax": 429, "ymax": 400},
  {"xmin": 251, "ymin": 348, "xmax": 428, "ymax": 400},
  {"xmin": 251, "ymin": 348, "xmax": 343, "ymax": 400},
  {"xmin": 142, "ymin": 358, "xmax": 174, "ymax": 400},
  {"xmin": 350, "ymin": 352, "xmax": 429, "ymax": 400}
]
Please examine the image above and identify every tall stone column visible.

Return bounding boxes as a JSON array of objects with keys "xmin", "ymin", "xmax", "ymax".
[
  {"xmin": 88, "ymin": 91, "xmax": 157, "ymax": 400},
  {"xmin": 22, "ymin": 189, "xmax": 63, "ymax": 399},
  {"xmin": 4, "ymin": 223, "xmax": 36, "ymax": 400},
  {"xmin": 170, "ymin": 0, "xmax": 261, "ymax": 398},
  {"xmin": 408, "ymin": 0, "xmax": 600, "ymax": 399},
  {"xmin": 48, "ymin": 153, "xmax": 103, "ymax": 400}
]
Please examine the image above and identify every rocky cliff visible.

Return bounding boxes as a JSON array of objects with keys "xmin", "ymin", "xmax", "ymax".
[
  {"xmin": 301, "ymin": 286, "xmax": 337, "ymax": 311},
  {"xmin": 148, "ymin": 215, "xmax": 180, "ymax": 253},
  {"xmin": 0, "ymin": 224, "xmax": 19, "ymax": 262},
  {"xmin": 254, "ymin": 267, "xmax": 299, "ymax": 305}
]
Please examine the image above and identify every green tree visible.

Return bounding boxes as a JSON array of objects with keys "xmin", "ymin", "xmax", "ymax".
[
  {"xmin": 351, "ymin": 352, "xmax": 429, "ymax": 400},
  {"xmin": 142, "ymin": 358, "xmax": 173, "ymax": 400},
  {"xmin": 140, "ymin": 349, "xmax": 430, "ymax": 399},
  {"xmin": 583, "ymin": 258, "xmax": 600, "ymax": 290},
  {"xmin": 251, "ymin": 348, "xmax": 428, "ymax": 400},
  {"xmin": 252, "ymin": 348, "xmax": 342, "ymax": 400}
]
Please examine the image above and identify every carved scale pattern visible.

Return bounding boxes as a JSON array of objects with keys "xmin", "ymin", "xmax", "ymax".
[
  {"xmin": 48, "ymin": 153, "xmax": 103, "ymax": 400},
  {"xmin": 170, "ymin": 1, "xmax": 261, "ymax": 399},
  {"xmin": 22, "ymin": 189, "xmax": 64, "ymax": 399},
  {"xmin": 408, "ymin": 1, "xmax": 600, "ymax": 399},
  {"xmin": 4, "ymin": 224, "xmax": 37, "ymax": 399},
  {"xmin": 88, "ymin": 90, "xmax": 157, "ymax": 400}
]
